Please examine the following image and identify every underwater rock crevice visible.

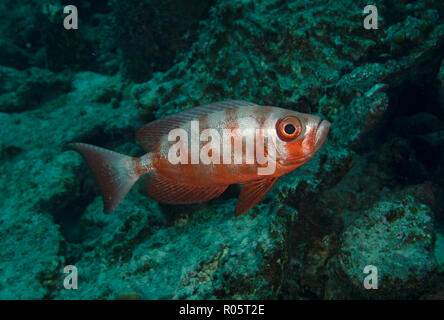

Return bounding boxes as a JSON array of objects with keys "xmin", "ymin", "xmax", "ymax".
[
  {"xmin": 35, "ymin": 160, "xmax": 97, "ymax": 246},
  {"xmin": 51, "ymin": 190, "xmax": 96, "ymax": 244},
  {"xmin": 363, "ymin": 59, "xmax": 444, "ymax": 188}
]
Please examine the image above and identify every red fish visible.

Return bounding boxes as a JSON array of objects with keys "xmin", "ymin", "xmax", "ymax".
[{"xmin": 69, "ymin": 100, "xmax": 330, "ymax": 216}]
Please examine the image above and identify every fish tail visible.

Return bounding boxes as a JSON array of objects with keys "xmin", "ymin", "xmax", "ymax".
[{"xmin": 68, "ymin": 142, "xmax": 148, "ymax": 214}]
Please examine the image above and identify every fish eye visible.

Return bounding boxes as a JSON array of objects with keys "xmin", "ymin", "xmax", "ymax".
[
  {"xmin": 276, "ymin": 116, "xmax": 303, "ymax": 141},
  {"xmin": 284, "ymin": 123, "xmax": 296, "ymax": 135}
]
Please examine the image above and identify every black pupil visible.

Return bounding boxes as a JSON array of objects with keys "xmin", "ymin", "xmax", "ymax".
[{"xmin": 284, "ymin": 123, "xmax": 296, "ymax": 135}]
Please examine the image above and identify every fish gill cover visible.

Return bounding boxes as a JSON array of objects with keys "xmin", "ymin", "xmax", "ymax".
[{"xmin": 0, "ymin": 0, "xmax": 443, "ymax": 300}]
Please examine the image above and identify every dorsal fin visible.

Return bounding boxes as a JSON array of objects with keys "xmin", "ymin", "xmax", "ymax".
[
  {"xmin": 136, "ymin": 100, "xmax": 258, "ymax": 152},
  {"xmin": 235, "ymin": 177, "xmax": 278, "ymax": 216},
  {"xmin": 146, "ymin": 173, "xmax": 228, "ymax": 204}
]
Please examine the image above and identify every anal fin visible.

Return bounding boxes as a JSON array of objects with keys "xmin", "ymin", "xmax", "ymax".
[
  {"xmin": 235, "ymin": 177, "xmax": 278, "ymax": 216},
  {"xmin": 146, "ymin": 173, "xmax": 228, "ymax": 204}
]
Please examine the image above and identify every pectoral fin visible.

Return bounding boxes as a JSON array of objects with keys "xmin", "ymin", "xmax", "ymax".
[{"xmin": 235, "ymin": 177, "xmax": 278, "ymax": 217}]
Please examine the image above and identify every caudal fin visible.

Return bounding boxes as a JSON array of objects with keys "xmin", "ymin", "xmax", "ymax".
[{"xmin": 68, "ymin": 142, "xmax": 142, "ymax": 213}]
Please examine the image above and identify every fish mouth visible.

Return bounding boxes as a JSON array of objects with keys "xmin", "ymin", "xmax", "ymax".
[{"xmin": 314, "ymin": 120, "xmax": 331, "ymax": 151}]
